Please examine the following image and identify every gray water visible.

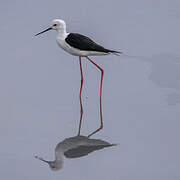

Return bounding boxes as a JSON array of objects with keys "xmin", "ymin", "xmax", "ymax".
[{"xmin": 0, "ymin": 0, "xmax": 180, "ymax": 179}]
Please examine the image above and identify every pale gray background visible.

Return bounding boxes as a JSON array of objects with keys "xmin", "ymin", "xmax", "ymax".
[{"xmin": 0, "ymin": 0, "xmax": 180, "ymax": 179}]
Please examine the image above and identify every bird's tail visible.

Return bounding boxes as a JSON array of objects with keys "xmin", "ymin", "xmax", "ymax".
[{"xmin": 108, "ymin": 50, "xmax": 123, "ymax": 56}]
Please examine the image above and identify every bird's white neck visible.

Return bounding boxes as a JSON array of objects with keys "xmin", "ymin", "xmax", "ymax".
[
  {"xmin": 54, "ymin": 151, "xmax": 64, "ymax": 170},
  {"xmin": 56, "ymin": 25, "xmax": 68, "ymax": 39}
]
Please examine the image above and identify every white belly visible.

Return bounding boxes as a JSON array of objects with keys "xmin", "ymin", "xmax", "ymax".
[{"xmin": 56, "ymin": 38, "xmax": 108, "ymax": 57}]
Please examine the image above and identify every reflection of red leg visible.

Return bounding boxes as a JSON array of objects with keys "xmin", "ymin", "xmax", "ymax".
[
  {"xmin": 85, "ymin": 56, "xmax": 104, "ymax": 138},
  {"xmin": 78, "ymin": 56, "xmax": 84, "ymax": 136}
]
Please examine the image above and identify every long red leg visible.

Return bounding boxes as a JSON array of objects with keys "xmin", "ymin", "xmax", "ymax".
[
  {"xmin": 85, "ymin": 56, "xmax": 104, "ymax": 138},
  {"xmin": 78, "ymin": 56, "xmax": 84, "ymax": 136}
]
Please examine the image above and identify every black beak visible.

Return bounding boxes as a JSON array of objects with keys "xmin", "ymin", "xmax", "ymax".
[
  {"xmin": 35, "ymin": 27, "xmax": 52, "ymax": 36},
  {"xmin": 35, "ymin": 156, "xmax": 50, "ymax": 164}
]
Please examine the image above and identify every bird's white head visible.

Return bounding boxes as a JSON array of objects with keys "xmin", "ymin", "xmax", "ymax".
[
  {"xmin": 35, "ymin": 19, "xmax": 66, "ymax": 36},
  {"xmin": 51, "ymin": 19, "xmax": 66, "ymax": 31},
  {"xmin": 35, "ymin": 156, "xmax": 64, "ymax": 171},
  {"xmin": 48, "ymin": 161, "xmax": 63, "ymax": 171}
]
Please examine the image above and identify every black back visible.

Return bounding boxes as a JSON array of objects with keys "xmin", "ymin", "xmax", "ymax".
[
  {"xmin": 64, "ymin": 144, "xmax": 114, "ymax": 158},
  {"xmin": 65, "ymin": 33, "xmax": 117, "ymax": 53}
]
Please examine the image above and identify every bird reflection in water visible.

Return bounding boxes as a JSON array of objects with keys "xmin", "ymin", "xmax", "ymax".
[{"xmin": 35, "ymin": 135, "xmax": 116, "ymax": 171}]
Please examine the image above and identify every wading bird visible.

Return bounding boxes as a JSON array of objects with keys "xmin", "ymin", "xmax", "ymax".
[
  {"xmin": 35, "ymin": 135, "xmax": 116, "ymax": 171},
  {"xmin": 35, "ymin": 19, "xmax": 121, "ymax": 137}
]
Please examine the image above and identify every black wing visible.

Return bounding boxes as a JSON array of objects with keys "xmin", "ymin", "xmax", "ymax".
[
  {"xmin": 65, "ymin": 33, "xmax": 120, "ymax": 53},
  {"xmin": 64, "ymin": 144, "xmax": 115, "ymax": 158}
]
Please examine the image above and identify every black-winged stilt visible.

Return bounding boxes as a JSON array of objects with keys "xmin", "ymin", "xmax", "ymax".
[
  {"xmin": 35, "ymin": 19, "xmax": 121, "ymax": 137},
  {"xmin": 35, "ymin": 135, "xmax": 116, "ymax": 171}
]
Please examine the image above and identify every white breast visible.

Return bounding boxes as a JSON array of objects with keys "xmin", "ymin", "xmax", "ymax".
[{"xmin": 56, "ymin": 35, "xmax": 108, "ymax": 57}]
